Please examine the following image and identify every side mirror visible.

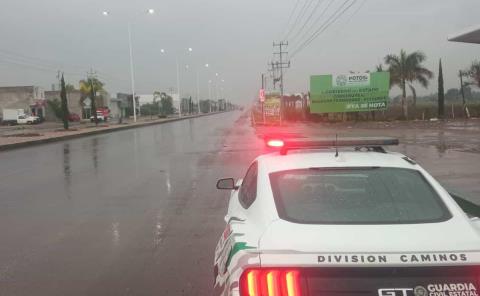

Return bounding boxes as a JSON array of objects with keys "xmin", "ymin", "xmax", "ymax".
[{"xmin": 216, "ymin": 178, "xmax": 239, "ymax": 190}]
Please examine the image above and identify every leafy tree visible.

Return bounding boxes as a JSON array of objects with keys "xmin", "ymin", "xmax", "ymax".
[
  {"xmin": 438, "ymin": 59, "xmax": 445, "ymax": 119},
  {"xmin": 153, "ymin": 91, "xmax": 161, "ymax": 103},
  {"xmin": 65, "ymin": 83, "xmax": 76, "ymax": 92},
  {"xmin": 384, "ymin": 49, "xmax": 433, "ymax": 119},
  {"xmin": 47, "ymin": 98, "xmax": 63, "ymax": 120},
  {"xmin": 445, "ymin": 88, "xmax": 460, "ymax": 101},
  {"xmin": 60, "ymin": 74, "xmax": 70, "ymax": 129},
  {"xmin": 466, "ymin": 60, "xmax": 480, "ymax": 88},
  {"xmin": 79, "ymin": 78, "xmax": 104, "ymax": 97},
  {"xmin": 160, "ymin": 92, "xmax": 174, "ymax": 115},
  {"xmin": 199, "ymin": 100, "xmax": 211, "ymax": 113},
  {"xmin": 79, "ymin": 78, "xmax": 104, "ymax": 125},
  {"xmin": 140, "ymin": 102, "xmax": 160, "ymax": 118}
]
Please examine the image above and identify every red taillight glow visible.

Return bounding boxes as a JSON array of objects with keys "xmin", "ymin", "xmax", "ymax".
[
  {"xmin": 266, "ymin": 139, "xmax": 284, "ymax": 148},
  {"xmin": 285, "ymin": 271, "xmax": 301, "ymax": 296},
  {"xmin": 266, "ymin": 271, "xmax": 281, "ymax": 295},
  {"xmin": 240, "ymin": 269, "xmax": 301, "ymax": 296},
  {"xmin": 247, "ymin": 270, "xmax": 261, "ymax": 296}
]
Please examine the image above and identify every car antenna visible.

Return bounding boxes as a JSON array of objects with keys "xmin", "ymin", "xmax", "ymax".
[{"xmin": 335, "ymin": 134, "xmax": 339, "ymax": 157}]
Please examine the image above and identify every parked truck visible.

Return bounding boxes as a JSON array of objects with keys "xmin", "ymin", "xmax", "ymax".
[{"xmin": 1, "ymin": 109, "xmax": 40, "ymax": 125}]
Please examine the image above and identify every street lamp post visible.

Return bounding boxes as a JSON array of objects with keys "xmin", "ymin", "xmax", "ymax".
[
  {"xmin": 195, "ymin": 63, "xmax": 209, "ymax": 114},
  {"xmin": 208, "ymin": 80, "xmax": 212, "ymax": 113},
  {"xmin": 161, "ymin": 47, "xmax": 192, "ymax": 117},
  {"xmin": 102, "ymin": 9, "xmax": 155, "ymax": 123},
  {"xmin": 127, "ymin": 22, "xmax": 137, "ymax": 122}
]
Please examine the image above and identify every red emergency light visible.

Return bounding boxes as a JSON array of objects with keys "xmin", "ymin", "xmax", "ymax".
[{"xmin": 266, "ymin": 139, "xmax": 285, "ymax": 148}]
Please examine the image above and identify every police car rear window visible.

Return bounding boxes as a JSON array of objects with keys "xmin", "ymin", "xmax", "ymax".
[{"xmin": 269, "ymin": 167, "xmax": 451, "ymax": 224}]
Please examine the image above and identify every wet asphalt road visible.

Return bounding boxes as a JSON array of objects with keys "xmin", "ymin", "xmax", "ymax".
[
  {"xmin": 1, "ymin": 113, "xmax": 480, "ymax": 296},
  {"xmin": 0, "ymin": 111, "xmax": 263, "ymax": 296}
]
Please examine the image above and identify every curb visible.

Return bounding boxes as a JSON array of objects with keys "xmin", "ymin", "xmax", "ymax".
[{"xmin": 0, "ymin": 111, "xmax": 229, "ymax": 152}]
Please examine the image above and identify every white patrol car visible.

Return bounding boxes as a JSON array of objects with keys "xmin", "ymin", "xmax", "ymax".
[{"xmin": 213, "ymin": 137, "xmax": 480, "ymax": 296}]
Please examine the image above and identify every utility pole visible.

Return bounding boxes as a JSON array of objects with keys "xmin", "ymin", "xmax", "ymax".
[
  {"xmin": 196, "ymin": 70, "xmax": 200, "ymax": 114},
  {"xmin": 459, "ymin": 70, "xmax": 470, "ymax": 119},
  {"xmin": 273, "ymin": 41, "xmax": 290, "ymax": 124},
  {"xmin": 87, "ymin": 69, "xmax": 98, "ymax": 126},
  {"xmin": 268, "ymin": 61, "xmax": 279, "ymax": 90},
  {"xmin": 261, "ymin": 73, "xmax": 266, "ymax": 124},
  {"xmin": 176, "ymin": 57, "xmax": 182, "ymax": 117}
]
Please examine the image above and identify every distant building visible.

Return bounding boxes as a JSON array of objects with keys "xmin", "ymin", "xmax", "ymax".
[
  {"xmin": 44, "ymin": 90, "xmax": 83, "ymax": 121},
  {"xmin": 116, "ymin": 93, "xmax": 138, "ymax": 117},
  {"xmin": 138, "ymin": 94, "xmax": 155, "ymax": 106},
  {"xmin": 109, "ymin": 94, "xmax": 129, "ymax": 120},
  {"xmin": 0, "ymin": 86, "xmax": 46, "ymax": 118}
]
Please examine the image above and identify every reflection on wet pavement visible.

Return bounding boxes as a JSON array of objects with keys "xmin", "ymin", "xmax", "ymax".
[{"xmin": 0, "ymin": 113, "xmax": 479, "ymax": 295}]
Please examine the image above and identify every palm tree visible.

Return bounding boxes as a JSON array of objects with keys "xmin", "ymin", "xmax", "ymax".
[
  {"xmin": 79, "ymin": 78, "xmax": 104, "ymax": 98},
  {"xmin": 79, "ymin": 78, "xmax": 105, "ymax": 123},
  {"xmin": 375, "ymin": 64, "xmax": 384, "ymax": 72},
  {"xmin": 466, "ymin": 60, "xmax": 480, "ymax": 88},
  {"xmin": 384, "ymin": 49, "xmax": 433, "ymax": 119}
]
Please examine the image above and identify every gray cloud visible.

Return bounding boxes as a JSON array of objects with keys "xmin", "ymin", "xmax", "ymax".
[{"xmin": 0, "ymin": 0, "xmax": 478, "ymax": 103}]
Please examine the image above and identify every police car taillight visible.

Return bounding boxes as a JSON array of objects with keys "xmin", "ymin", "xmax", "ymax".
[
  {"xmin": 266, "ymin": 139, "xmax": 285, "ymax": 148},
  {"xmin": 240, "ymin": 268, "xmax": 301, "ymax": 296}
]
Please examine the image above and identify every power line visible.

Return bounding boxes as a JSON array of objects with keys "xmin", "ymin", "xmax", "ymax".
[
  {"xmin": 280, "ymin": 0, "xmax": 302, "ymax": 40},
  {"xmin": 283, "ymin": 0, "xmax": 312, "ymax": 41},
  {"xmin": 0, "ymin": 48, "xmax": 90, "ymax": 73},
  {"xmin": 333, "ymin": 0, "xmax": 367, "ymax": 32},
  {"xmin": 0, "ymin": 49, "xmax": 128, "ymax": 85},
  {"xmin": 290, "ymin": 0, "xmax": 351, "ymax": 57},
  {"xmin": 290, "ymin": 0, "xmax": 335, "ymax": 48},
  {"xmin": 289, "ymin": 0, "xmax": 326, "ymax": 45},
  {"xmin": 290, "ymin": 0, "xmax": 357, "ymax": 59}
]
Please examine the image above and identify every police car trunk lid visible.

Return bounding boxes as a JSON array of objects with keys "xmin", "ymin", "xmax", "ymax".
[{"xmin": 258, "ymin": 220, "xmax": 480, "ymax": 296}]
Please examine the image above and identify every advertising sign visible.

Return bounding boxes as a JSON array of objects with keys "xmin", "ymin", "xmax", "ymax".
[
  {"xmin": 259, "ymin": 89, "xmax": 265, "ymax": 102},
  {"xmin": 264, "ymin": 95, "xmax": 281, "ymax": 118},
  {"xmin": 310, "ymin": 72, "xmax": 390, "ymax": 113}
]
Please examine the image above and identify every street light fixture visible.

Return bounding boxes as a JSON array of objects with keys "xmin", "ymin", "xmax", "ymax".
[{"xmin": 102, "ymin": 8, "xmax": 155, "ymax": 123}]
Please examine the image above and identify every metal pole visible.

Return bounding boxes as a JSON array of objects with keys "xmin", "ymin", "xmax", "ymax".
[
  {"xmin": 176, "ymin": 56, "xmax": 181, "ymax": 117},
  {"xmin": 208, "ymin": 83, "xmax": 212, "ymax": 113},
  {"xmin": 196, "ymin": 70, "xmax": 200, "ymax": 114},
  {"xmin": 128, "ymin": 22, "xmax": 137, "ymax": 122}
]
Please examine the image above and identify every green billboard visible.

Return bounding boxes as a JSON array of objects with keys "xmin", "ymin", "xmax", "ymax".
[{"xmin": 309, "ymin": 72, "xmax": 390, "ymax": 113}]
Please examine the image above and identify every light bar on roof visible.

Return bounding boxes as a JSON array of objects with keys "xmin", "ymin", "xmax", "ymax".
[{"xmin": 264, "ymin": 137, "xmax": 399, "ymax": 155}]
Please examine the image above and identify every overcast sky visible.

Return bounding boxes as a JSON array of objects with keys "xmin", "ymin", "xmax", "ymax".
[{"xmin": 0, "ymin": 0, "xmax": 478, "ymax": 104}]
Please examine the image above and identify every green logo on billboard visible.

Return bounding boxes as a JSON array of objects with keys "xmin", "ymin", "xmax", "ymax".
[{"xmin": 336, "ymin": 75, "xmax": 347, "ymax": 87}]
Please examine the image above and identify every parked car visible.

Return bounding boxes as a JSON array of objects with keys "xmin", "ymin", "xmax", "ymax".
[
  {"xmin": 68, "ymin": 113, "xmax": 81, "ymax": 122},
  {"xmin": 17, "ymin": 114, "xmax": 40, "ymax": 124},
  {"xmin": 90, "ymin": 113, "xmax": 107, "ymax": 122}
]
